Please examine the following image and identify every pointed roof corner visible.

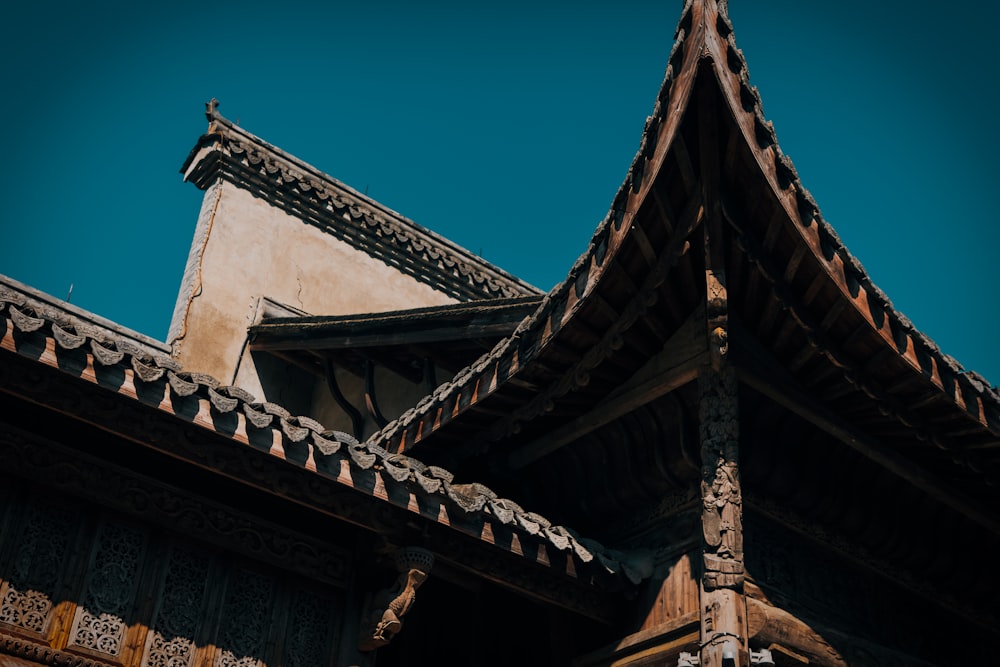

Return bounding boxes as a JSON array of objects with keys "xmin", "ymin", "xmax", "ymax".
[
  {"xmin": 365, "ymin": 0, "xmax": 1000, "ymax": 489},
  {"xmin": 205, "ymin": 97, "xmax": 221, "ymax": 123}
]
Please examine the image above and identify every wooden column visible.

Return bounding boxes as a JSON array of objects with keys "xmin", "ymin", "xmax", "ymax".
[
  {"xmin": 697, "ymin": 40, "xmax": 748, "ymax": 664},
  {"xmin": 698, "ymin": 364, "xmax": 747, "ymax": 667}
]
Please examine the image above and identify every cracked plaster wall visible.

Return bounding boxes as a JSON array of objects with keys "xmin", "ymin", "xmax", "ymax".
[{"xmin": 169, "ymin": 180, "xmax": 458, "ymax": 400}]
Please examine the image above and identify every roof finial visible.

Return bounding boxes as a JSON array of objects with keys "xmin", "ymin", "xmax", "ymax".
[{"xmin": 205, "ymin": 98, "xmax": 220, "ymax": 122}]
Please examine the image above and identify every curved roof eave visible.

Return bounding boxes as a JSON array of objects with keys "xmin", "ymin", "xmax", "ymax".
[
  {"xmin": 0, "ymin": 276, "xmax": 648, "ymax": 611},
  {"xmin": 367, "ymin": 0, "xmax": 999, "ymax": 465},
  {"xmin": 365, "ymin": 0, "xmax": 708, "ymax": 456}
]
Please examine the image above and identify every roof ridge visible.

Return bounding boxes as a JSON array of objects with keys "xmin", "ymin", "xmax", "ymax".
[{"xmin": 181, "ymin": 100, "xmax": 541, "ymax": 302}]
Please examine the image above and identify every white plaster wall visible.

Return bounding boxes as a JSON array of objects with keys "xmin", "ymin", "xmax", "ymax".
[{"xmin": 170, "ymin": 180, "xmax": 459, "ymax": 402}]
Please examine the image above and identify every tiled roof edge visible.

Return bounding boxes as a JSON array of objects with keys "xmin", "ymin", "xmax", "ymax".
[
  {"xmin": 711, "ymin": 3, "xmax": 1000, "ymax": 426},
  {"xmin": 180, "ymin": 105, "xmax": 541, "ymax": 303},
  {"xmin": 0, "ymin": 274, "xmax": 170, "ymax": 356},
  {"xmin": 368, "ymin": 0, "xmax": 1000, "ymax": 456},
  {"xmin": 366, "ymin": 0, "xmax": 700, "ymax": 453},
  {"xmin": 0, "ymin": 280, "xmax": 649, "ymax": 589}
]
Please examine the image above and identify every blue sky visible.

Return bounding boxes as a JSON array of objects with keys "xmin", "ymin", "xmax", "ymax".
[{"xmin": 1, "ymin": 1, "xmax": 997, "ymax": 383}]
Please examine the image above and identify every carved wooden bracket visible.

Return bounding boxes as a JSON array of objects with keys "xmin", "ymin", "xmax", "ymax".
[
  {"xmin": 324, "ymin": 359, "xmax": 364, "ymax": 441},
  {"xmin": 358, "ymin": 547, "xmax": 434, "ymax": 652},
  {"xmin": 364, "ymin": 360, "xmax": 390, "ymax": 429}
]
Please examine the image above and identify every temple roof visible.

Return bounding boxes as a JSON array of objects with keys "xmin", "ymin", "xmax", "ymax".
[
  {"xmin": 364, "ymin": 0, "xmax": 999, "ymax": 522},
  {"xmin": 3, "ymin": 0, "xmax": 999, "ymax": 635},
  {"xmin": 181, "ymin": 101, "xmax": 542, "ymax": 303},
  {"xmin": 0, "ymin": 275, "xmax": 645, "ymax": 620}
]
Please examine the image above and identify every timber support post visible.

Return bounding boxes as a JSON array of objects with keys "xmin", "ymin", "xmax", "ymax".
[
  {"xmin": 698, "ymin": 366, "xmax": 747, "ymax": 667},
  {"xmin": 697, "ymin": 64, "xmax": 748, "ymax": 662}
]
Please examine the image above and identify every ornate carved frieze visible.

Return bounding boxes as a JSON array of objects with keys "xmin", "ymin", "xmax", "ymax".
[
  {"xmin": 0, "ymin": 483, "xmax": 349, "ymax": 667},
  {"xmin": 0, "ymin": 423, "xmax": 351, "ymax": 589},
  {"xmin": 0, "ymin": 634, "xmax": 111, "ymax": 667},
  {"xmin": 744, "ymin": 502, "xmax": 1000, "ymax": 641}
]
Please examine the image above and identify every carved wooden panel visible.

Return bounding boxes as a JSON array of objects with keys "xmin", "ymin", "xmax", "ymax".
[
  {"xmin": 744, "ymin": 514, "xmax": 934, "ymax": 657},
  {"xmin": 0, "ymin": 483, "xmax": 348, "ymax": 667},
  {"xmin": 67, "ymin": 521, "xmax": 149, "ymax": 661},
  {"xmin": 212, "ymin": 567, "xmax": 275, "ymax": 667},
  {"xmin": 141, "ymin": 545, "xmax": 214, "ymax": 667},
  {"xmin": 0, "ymin": 493, "xmax": 81, "ymax": 640},
  {"xmin": 282, "ymin": 588, "xmax": 338, "ymax": 667}
]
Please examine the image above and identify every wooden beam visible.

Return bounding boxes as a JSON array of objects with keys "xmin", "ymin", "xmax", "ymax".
[
  {"xmin": 504, "ymin": 312, "xmax": 708, "ymax": 471},
  {"xmin": 250, "ymin": 320, "xmax": 521, "ymax": 352}
]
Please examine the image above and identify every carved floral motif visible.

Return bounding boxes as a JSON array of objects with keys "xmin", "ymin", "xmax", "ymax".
[
  {"xmin": 284, "ymin": 589, "xmax": 337, "ymax": 667},
  {"xmin": 70, "ymin": 522, "xmax": 146, "ymax": 656},
  {"xmin": 144, "ymin": 547, "xmax": 211, "ymax": 667},
  {"xmin": 0, "ymin": 500, "xmax": 76, "ymax": 635},
  {"xmin": 215, "ymin": 569, "xmax": 273, "ymax": 667},
  {"xmin": 0, "ymin": 588, "xmax": 50, "ymax": 633}
]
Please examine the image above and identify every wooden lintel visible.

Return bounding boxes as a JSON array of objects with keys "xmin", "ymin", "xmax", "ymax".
[
  {"xmin": 504, "ymin": 311, "xmax": 708, "ymax": 471},
  {"xmin": 249, "ymin": 321, "xmax": 519, "ymax": 352},
  {"xmin": 731, "ymin": 325, "xmax": 1000, "ymax": 538}
]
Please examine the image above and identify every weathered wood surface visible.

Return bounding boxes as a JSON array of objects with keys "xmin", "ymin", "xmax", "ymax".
[
  {"xmin": 746, "ymin": 597, "xmax": 846, "ymax": 666},
  {"xmin": 639, "ymin": 552, "xmax": 699, "ymax": 633},
  {"xmin": 746, "ymin": 594, "xmax": 941, "ymax": 667},
  {"xmin": 573, "ymin": 612, "xmax": 699, "ymax": 667}
]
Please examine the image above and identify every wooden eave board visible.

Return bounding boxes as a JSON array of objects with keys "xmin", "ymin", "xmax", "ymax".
[{"xmin": 250, "ymin": 297, "xmax": 541, "ymax": 351}]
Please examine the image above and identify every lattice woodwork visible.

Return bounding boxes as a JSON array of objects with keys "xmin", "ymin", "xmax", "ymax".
[
  {"xmin": 68, "ymin": 521, "xmax": 148, "ymax": 658},
  {"xmin": 0, "ymin": 498, "xmax": 79, "ymax": 637}
]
